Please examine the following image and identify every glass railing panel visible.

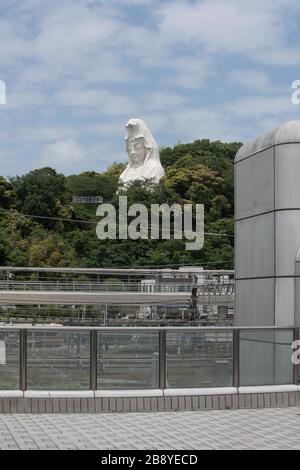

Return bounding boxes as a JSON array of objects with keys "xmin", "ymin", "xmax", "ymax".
[
  {"xmin": 0, "ymin": 330, "xmax": 19, "ymax": 390},
  {"xmin": 97, "ymin": 332, "xmax": 159, "ymax": 389},
  {"xmin": 240, "ymin": 329, "xmax": 294, "ymax": 386},
  {"xmin": 166, "ymin": 330, "xmax": 233, "ymax": 388},
  {"xmin": 27, "ymin": 331, "xmax": 90, "ymax": 390}
]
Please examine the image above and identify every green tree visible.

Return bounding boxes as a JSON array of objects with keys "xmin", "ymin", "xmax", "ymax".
[
  {"xmin": 4, "ymin": 137, "xmax": 239, "ymax": 269},
  {"xmin": 13, "ymin": 167, "xmax": 66, "ymax": 228}
]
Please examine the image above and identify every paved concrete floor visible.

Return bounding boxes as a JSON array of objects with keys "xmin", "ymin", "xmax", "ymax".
[{"xmin": 0, "ymin": 407, "xmax": 300, "ymax": 450}]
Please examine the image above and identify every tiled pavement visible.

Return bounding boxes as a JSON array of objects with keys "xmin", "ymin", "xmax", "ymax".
[{"xmin": 0, "ymin": 407, "xmax": 300, "ymax": 450}]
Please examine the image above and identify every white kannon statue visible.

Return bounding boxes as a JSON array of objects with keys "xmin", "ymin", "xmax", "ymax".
[{"xmin": 119, "ymin": 119, "xmax": 165, "ymax": 186}]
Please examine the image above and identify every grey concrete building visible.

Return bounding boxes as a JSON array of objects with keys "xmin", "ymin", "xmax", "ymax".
[{"xmin": 235, "ymin": 120, "xmax": 300, "ymax": 385}]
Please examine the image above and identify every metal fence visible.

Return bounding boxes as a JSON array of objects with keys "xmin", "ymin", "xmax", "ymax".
[
  {"xmin": 0, "ymin": 326, "xmax": 298, "ymax": 392},
  {"xmin": 0, "ymin": 280, "xmax": 235, "ymax": 295},
  {"xmin": 0, "ymin": 281, "xmax": 193, "ymax": 293}
]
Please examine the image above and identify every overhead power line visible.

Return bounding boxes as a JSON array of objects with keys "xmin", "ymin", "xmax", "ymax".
[{"xmin": 0, "ymin": 208, "xmax": 234, "ymax": 239}]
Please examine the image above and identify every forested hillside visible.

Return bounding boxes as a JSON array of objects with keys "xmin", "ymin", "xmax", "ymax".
[{"xmin": 0, "ymin": 139, "xmax": 241, "ymax": 269}]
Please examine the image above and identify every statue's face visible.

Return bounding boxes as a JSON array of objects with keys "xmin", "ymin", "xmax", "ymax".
[{"xmin": 130, "ymin": 141, "xmax": 146, "ymax": 165}]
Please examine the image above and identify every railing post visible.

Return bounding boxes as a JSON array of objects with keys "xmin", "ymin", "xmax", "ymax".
[
  {"xmin": 90, "ymin": 330, "xmax": 97, "ymax": 391},
  {"xmin": 233, "ymin": 329, "xmax": 240, "ymax": 388},
  {"xmin": 293, "ymin": 328, "xmax": 300, "ymax": 385},
  {"xmin": 159, "ymin": 330, "xmax": 166, "ymax": 390},
  {"xmin": 20, "ymin": 329, "xmax": 27, "ymax": 392}
]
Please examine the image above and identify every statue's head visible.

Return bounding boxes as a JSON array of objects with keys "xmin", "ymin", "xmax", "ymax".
[{"xmin": 120, "ymin": 118, "xmax": 165, "ymax": 186}]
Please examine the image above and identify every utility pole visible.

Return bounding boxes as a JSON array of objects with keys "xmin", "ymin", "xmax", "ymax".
[
  {"xmin": 82, "ymin": 304, "xmax": 86, "ymax": 324},
  {"xmin": 191, "ymin": 275, "xmax": 198, "ymax": 325}
]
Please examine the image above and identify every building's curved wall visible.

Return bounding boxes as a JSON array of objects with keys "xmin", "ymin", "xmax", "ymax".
[{"xmin": 235, "ymin": 124, "xmax": 300, "ymax": 385}]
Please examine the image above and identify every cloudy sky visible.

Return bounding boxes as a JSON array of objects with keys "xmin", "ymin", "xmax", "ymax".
[{"xmin": 1, "ymin": 0, "xmax": 300, "ymax": 176}]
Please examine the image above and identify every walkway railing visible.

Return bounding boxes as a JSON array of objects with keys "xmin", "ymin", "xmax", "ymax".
[
  {"xmin": 0, "ymin": 281, "xmax": 194, "ymax": 293},
  {"xmin": 0, "ymin": 326, "xmax": 296, "ymax": 392},
  {"xmin": 0, "ymin": 280, "xmax": 235, "ymax": 295}
]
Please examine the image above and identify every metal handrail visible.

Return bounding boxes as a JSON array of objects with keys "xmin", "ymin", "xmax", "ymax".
[
  {"xmin": 0, "ymin": 325, "xmax": 293, "ymax": 331},
  {"xmin": 0, "ymin": 280, "xmax": 235, "ymax": 295},
  {"xmin": 0, "ymin": 280, "xmax": 195, "ymax": 293},
  {"xmin": 0, "ymin": 325, "xmax": 297, "ymax": 392}
]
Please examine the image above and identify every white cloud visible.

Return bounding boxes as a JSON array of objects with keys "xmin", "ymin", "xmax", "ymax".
[
  {"xmin": 54, "ymin": 87, "xmax": 138, "ymax": 116},
  {"xmin": 157, "ymin": 0, "xmax": 284, "ymax": 54},
  {"xmin": 5, "ymin": 89, "xmax": 46, "ymax": 109},
  {"xmin": 227, "ymin": 95, "xmax": 298, "ymax": 119},
  {"xmin": 15, "ymin": 125, "xmax": 77, "ymax": 142},
  {"xmin": 165, "ymin": 57, "xmax": 215, "ymax": 90},
  {"xmin": 253, "ymin": 45, "xmax": 300, "ymax": 66},
  {"xmin": 166, "ymin": 108, "xmax": 236, "ymax": 143},
  {"xmin": 227, "ymin": 69, "xmax": 272, "ymax": 93},
  {"xmin": 142, "ymin": 91, "xmax": 187, "ymax": 111},
  {"xmin": 39, "ymin": 138, "xmax": 122, "ymax": 174},
  {"xmin": 40, "ymin": 139, "xmax": 87, "ymax": 172},
  {"xmin": 35, "ymin": 4, "xmax": 118, "ymax": 65}
]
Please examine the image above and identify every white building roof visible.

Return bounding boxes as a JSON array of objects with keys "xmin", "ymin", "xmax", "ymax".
[{"xmin": 235, "ymin": 120, "xmax": 300, "ymax": 162}]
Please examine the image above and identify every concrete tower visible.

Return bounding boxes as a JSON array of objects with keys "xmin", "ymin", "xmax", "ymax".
[{"xmin": 235, "ymin": 121, "xmax": 300, "ymax": 385}]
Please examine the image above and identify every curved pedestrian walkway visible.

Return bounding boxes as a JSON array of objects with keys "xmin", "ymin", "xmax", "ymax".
[{"xmin": 0, "ymin": 407, "xmax": 299, "ymax": 450}]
